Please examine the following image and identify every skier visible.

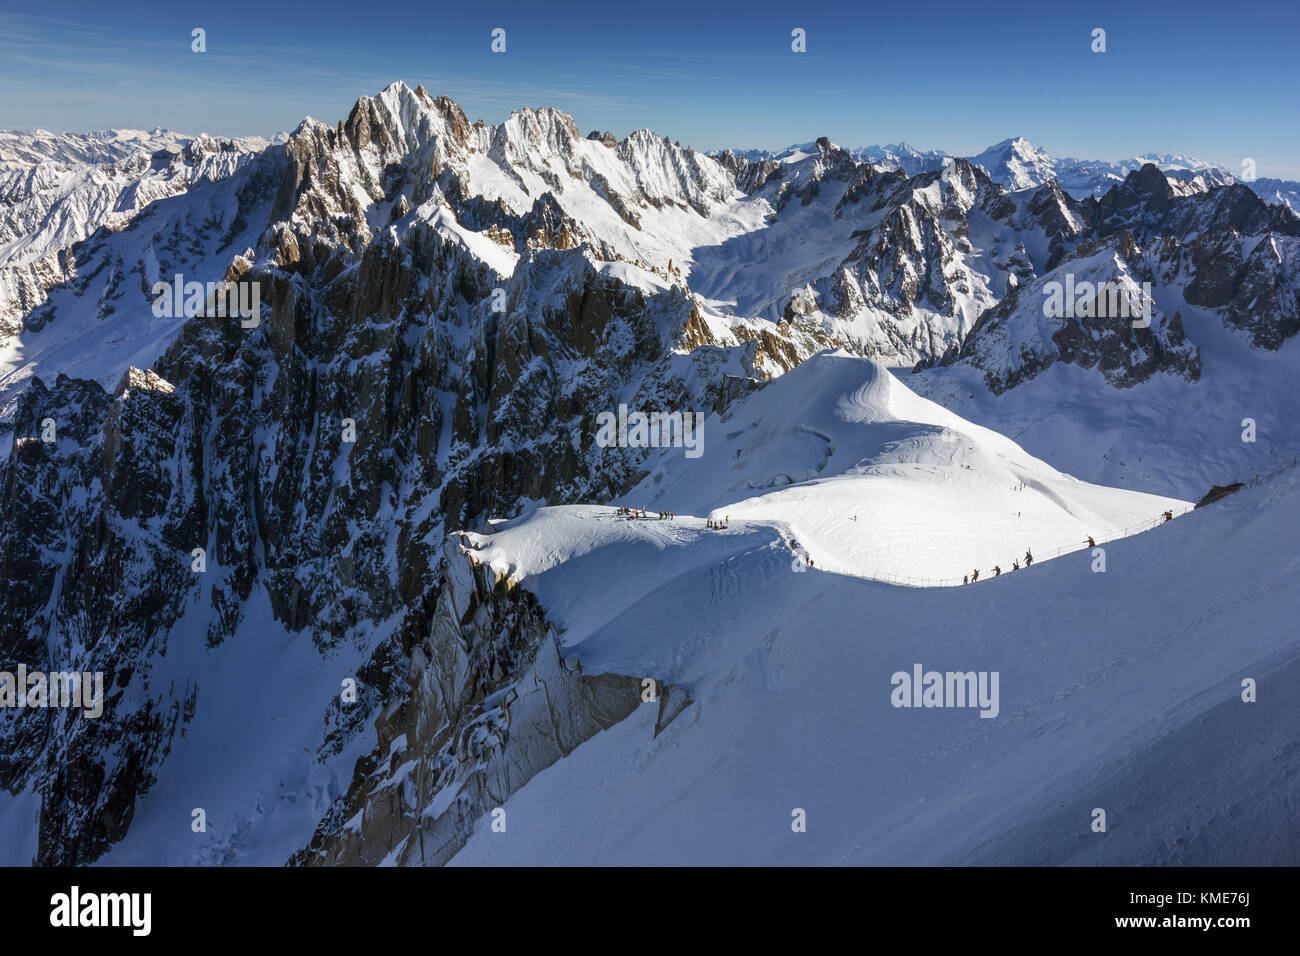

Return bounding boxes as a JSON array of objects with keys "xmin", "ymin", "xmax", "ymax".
[
  {"xmin": 972, "ymin": 569, "xmax": 979, "ymax": 582},
  {"xmin": 1024, "ymin": 549, "xmax": 1033, "ymax": 567},
  {"xmin": 994, "ymin": 565, "xmax": 1001, "ymax": 577},
  {"xmin": 963, "ymin": 575, "xmax": 969, "ymax": 585},
  {"xmin": 1086, "ymin": 536, "xmax": 1096, "ymax": 547},
  {"xmin": 1163, "ymin": 510, "xmax": 1173, "ymax": 522},
  {"xmin": 1012, "ymin": 560, "xmax": 1019, "ymax": 571}
]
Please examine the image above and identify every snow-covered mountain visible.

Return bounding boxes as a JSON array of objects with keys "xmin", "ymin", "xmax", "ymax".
[
  {"xmin": 966, "ymin": 137, "xmax": 1057, "ymax": 191},
  {"xmin": 729, "ymin": 140, "xmax": 950, "ymax": 178},
  {"xmin": 1247, "ymin": 177, "xmax": 1300, "ymax": 215},
  {"xmin": 295, "ymin": 352, "xmax": 1295, "ymax": 866},
  {"xmin": 730, "ymin": 136, "xmax": 1299, "ymax": 212},
  {"xmin": 1, "ymin": 81, "xmax": 1298, "ymax": 867},
  {"xmin": 0, "ymin": 128, "xmax": 191, "ymax": 167},
  {"xmin": 909, "ymin": 166, "xmax": 1300, "ymax": 499}
]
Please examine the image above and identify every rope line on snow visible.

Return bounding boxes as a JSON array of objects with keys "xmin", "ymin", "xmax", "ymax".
[
  {"xmin": 805, "ymin": 504, "xmax": 1195, "ymax": 589},
  {"xmin": 811, "ymin": 455, "xmax": 1300, "ymax": 587}
]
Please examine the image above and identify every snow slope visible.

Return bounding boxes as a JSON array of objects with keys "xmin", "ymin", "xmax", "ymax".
[
  {"xmin": 448, "ymin": 459, "xmax": 1300, "ymax": 865},
  {"xmin": 0, "ymin": 584, "xmax": 384, "ymax": 867},
  {"xmin": 91, "ymin": 588, "xmax": 381, "ymax": 866},
  {"xmin": 612, "ymin": 351, "xmax": 1186, "ymax": 584},
  {"xmin": 908, "ymin": 295, "xmax": 1300, "ymax": 500},
  {"xmin": 0, "ymin": 143, "xmax": 283, "ymax": 431}
]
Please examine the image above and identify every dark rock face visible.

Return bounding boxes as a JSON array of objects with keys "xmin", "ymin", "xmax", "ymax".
[
  {"xmin": 290, "ymin": 536, "xmax": 689, "ymax": 867},
  {"xmin": 1048, "ymin": 303, "xmax": 1200, "ymax": 390},
  {"xmin": 712, "ymin": 149, "xmax": 784, "ymax": 195},
  {"xmin": 0, "ymin": 242, "xmax": 720, "ymax": 863},
  {"xmin": 1160, "ymin": 229, "xmax": 1300, "ymax": 350},
  {"xmin": 2, "ymin": 372, "xmax": 193, "ymax": 864},
  {"xmin": 1196, "ymin": 482, "xmax": 1245, "ymax": 508},
  {"xmin": 943, "ymin": 165, "xmax": 1300, "ymax": 391},
  {"xmin": 0, "ymin": 85, "xmax": 824, "ymax": 866},
  {"xmin": 953, "ymin": 232, "xmax": 1202, "ymax": 394},
  {"xmin": 1080, "ymin": 165, "xmax": 1300, "ymax": 243}
]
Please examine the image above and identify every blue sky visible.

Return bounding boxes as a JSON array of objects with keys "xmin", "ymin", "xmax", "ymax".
[{"xmin": 2, "ymin": 0, "xmax": 1297, "ymax": 177}]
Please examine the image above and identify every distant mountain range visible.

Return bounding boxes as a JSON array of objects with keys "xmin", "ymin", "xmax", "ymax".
[{"xmin": 723, "ymin": 135, "xmax": 1300, "ymax": 211}]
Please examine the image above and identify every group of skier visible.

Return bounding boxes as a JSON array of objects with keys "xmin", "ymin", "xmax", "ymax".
[
  {"xmin": 961, "ymin": 520, "xmax": 1162, "ymax": 585},
  {"xmin": 616, "ymin": 506, "xmax": 677, "ymax": 520},
  {"xmin": 964, "ymin": 549, "xmax": 1033, "ymax": 585},
  {"xmin": 612, "ymin": 506, "xmax": 734, "ymax": 528},
  {"xmin": 961, "ymin": 513, "xmax": 1175, "ymax": 584}
]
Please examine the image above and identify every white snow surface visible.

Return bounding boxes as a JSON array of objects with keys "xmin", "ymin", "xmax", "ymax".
[
  {"xmin": 448, "ymin": 447, "xmax": 1300, "ymax": 865},
  {"xmin": 585, "ymin": 351, "xmax": 1187, "ymax": 585}
]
